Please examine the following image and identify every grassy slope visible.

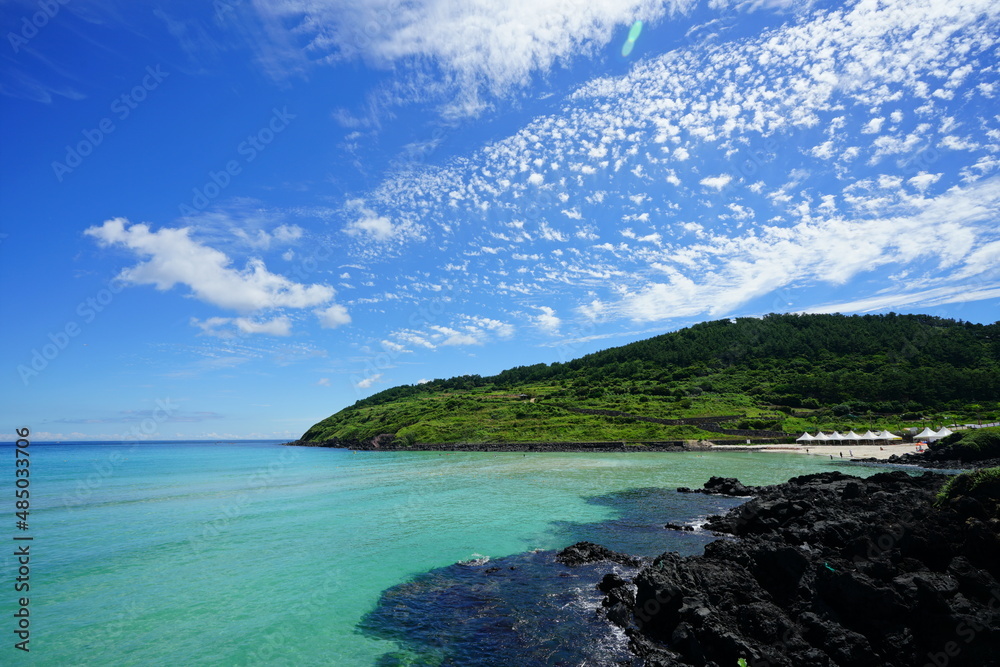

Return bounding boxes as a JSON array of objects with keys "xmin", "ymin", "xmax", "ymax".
[
  {"xmin": 303, "ymin": 387, "xmax": 729, "ymax": 444},
  {"xmin": 302, "ymin": 313, "xmax": 1000, "ymax": 444}
]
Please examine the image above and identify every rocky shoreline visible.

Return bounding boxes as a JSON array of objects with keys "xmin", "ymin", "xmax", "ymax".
[
  {"xmin": 559, "ymin": 470, "xmax": 1000, "ymax": 666},
  {"xmin": 854, "ymin": 445, "xmax": 1000, "ymax": 470},
  {"xmin": 283, "ymin": 438, "xmax": 690, "ymax": 453}
]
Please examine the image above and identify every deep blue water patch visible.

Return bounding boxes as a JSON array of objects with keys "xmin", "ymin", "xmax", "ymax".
[
  {"xmin": 547, "ymin": 486, "xmax": 747, "ymax": 557},
  {"xmin": 359, "ymin": 487, "xmax": 747, "ymax": 665},
  {"xmin": 360, "ymin": 550, "xmax": 640, "ymax": 666}
]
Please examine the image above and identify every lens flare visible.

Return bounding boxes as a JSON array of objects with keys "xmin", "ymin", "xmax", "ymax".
[
  {"xmin": 621, "ymin": 20, "xmax": 644, "ymax": 57},
  {"xmin": 628, "ymin": 20, "xmax": 644, "ymax": 42}
]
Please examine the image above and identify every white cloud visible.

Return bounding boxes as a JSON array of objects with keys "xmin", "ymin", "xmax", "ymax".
[
  {"xmin": 357, "ymin": 374, "xmax": 383, "ymax": 389},
  {"xmin": 431, "ymin": 326, "xmax": 481, "ymax": 346},
  {"xmin": 236, "ymin": 316, "xmax": 292, "ymax": 336},
  {"xmin": 316, "ymin": 378, "xmax": 331, "ymax": 386},
  {"xmin": 343, "ymin": 198, "xmax": 422, "ymax": 244},
  {"xmin": 908, "ymin": 171, "xmax": 942, "ymax": 192},
  {"xmin": 381, "ymin": 340, "xmax": 408, "ymax": 354},
  {"xmin": 699, "ymin": 174, "xmax": 733, "ymax": 190},
  {"xmin": 804, "ymin": 283, "xmax": 1000, "ymax": 315},
  {"xmin": 622, "ymin": 178, "xmax": 1000, "ymax": 322},
  {"xmin": 397, "ymin": 331, "xmax": 437, "ymax": 349},
  {"xmin": 391, "ymin": 314, "xmax": 516, "ymax": 349},
  {"xmin": 578, "ymin": 299, "xmax": 607, "ymax": 320},
  {"xmin": 345, "ymin": 208, "xmax": 396, "ymax": 240},
  {"xmin": 316, "ymin": 303, "xmax": 352, "ymax": 329},
  {"xmin": 538, "ymin": 222, "xmax": 567, "ymax": 242},
  {"xmin": 273, "ymin": 224, "xmax": 304, "ymax": 243},
  {"xmin": 245, "ymin": 0, "xmax": 694, "ymax": 115},
  {"xmin": 192, "ymin": 316, "xmax": 292, "ymax": 337},
  {"xmin": 86, "ymin": 218, "xmax": 335, "ymax": 313},
  {"xmin": 535, "ymin": 306, "xmax": 561, "ymax": 332},
  {"xmin": 233, "ymin": 223, "xmax": 304, "ymax": 250},
  {"xmin": 951, "ymin": 240, "xmax": 1000, "ymax": 281},
  {"xmin": 527, "ymin": 172, "xmax": 545, "ymax": 186},
  {"xmin": 470, "ymin": 315, "xmax": 515, "ymax": 339},
  {"xmin": 862, "ymin": 117, "xmax": 885, "ymax": 134}
]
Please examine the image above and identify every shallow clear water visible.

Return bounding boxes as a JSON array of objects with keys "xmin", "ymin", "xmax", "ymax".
[{"xmin": 1, "ymin": 441, "xmax": 914, "ymax": 665}]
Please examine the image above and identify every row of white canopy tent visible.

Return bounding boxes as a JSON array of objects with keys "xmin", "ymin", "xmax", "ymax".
[
  {"xmin": 796, "ymin": 430, "xmax": 901, "ymax": 443},
  {"xmin": 796, "ymin": 427, "xmax": 954, "ymax": 443},
  {"xmin": 913, "ymin": 426, "xmax": 953, "ymax": 442}
]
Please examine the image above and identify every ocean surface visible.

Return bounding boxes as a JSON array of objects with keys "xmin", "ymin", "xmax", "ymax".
[{"xmin": 0, "ymin": 441, "xmax": 922, "ymax": 665}]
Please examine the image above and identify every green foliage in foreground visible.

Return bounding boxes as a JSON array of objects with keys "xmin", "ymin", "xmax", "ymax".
[
  {"xmin": 302, "ymin": 313, "xmax": 1000, "ymax": 444},
  {"xmin": 935, "ymin": 467, "xmax": 1000, "ymax": 506}
]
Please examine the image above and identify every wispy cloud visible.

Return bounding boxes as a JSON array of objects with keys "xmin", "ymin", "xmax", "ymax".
[
  {"xmin": 237, "ymin": 0, "xmax": 695, "ymax": 116},
  {"xmin": 53, "ymin": 410, "xmax": 225, "ymax": 424}
]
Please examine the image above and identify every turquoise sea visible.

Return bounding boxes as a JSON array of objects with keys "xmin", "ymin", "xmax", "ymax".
[{"xmin": 1, "ymin": 441, "xmax": 916, "ymax": 665}]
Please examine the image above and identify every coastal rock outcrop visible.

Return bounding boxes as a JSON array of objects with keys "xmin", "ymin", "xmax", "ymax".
[
  {"xmin": 555, "ymin": 541, "xmax": 642, "ymax": 567},
  {"xmin": 601, "ymin": 471, "xmax": 1000, "ymax": 666},
  {"xmin": 881, "ymin": 450, "xmax": 1000, "ymax": 470},
  {"xmin": 676, "ymin": 476, "xmax": 756, "ymax": 497}
]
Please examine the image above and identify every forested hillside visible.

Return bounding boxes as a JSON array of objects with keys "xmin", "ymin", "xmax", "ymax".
[{"xmin": 301, "ymin": 313, "xmax": 1000, "ymax": 444}]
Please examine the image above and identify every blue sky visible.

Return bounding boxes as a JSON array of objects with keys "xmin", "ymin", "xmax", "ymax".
[{"xmin": 2, "ymin": 0, "xmax": 999, "ymax": 441}]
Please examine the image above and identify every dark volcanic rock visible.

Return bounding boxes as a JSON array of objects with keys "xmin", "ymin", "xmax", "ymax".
[
  {"xmin": 677, "ymin": 476, "xmax": 756, "ymax": 496},
  {"xmin": 665, "ymin": 522, "xmax": 695, "ymax": 532},
  {"xmin": 880, "ymin": 450, "xmax": 1000, "ymax": 470},
  {"xmin": 604, "ymin": 471, "xmax": 1000, "ymax": 666},
  {"xmin": 556, "ymin": 541, "xmax": 642, "ymax": 567}
]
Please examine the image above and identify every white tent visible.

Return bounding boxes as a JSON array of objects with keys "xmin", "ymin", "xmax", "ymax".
[
  {"xmin": 796, "ymin": 432, "xmax": 815, "ymax": 442},
  {"xmin": 879, "ymin": 430, "xmax": 902, "ymax": 441},
  {"xmin": 812, "ymin": 432, "xmax": 830, "ymax": 442},
  {"xmin": 934, "ymin": 427, "xmax": 954, "ymax": 439},
  {"xmin": 844, "ymin": 431, "xmax": 863, "ymax": 441},
  {"xmin": 914, "ymin": 427, "xmax": 938, "ymax": 441},
  {"xmin": 829, "ymin": 431, "xmax": 845, "ymax": 442},
  {"xmin": 861, "ymin": 430, "xmax": 879, "ymax": 441}
]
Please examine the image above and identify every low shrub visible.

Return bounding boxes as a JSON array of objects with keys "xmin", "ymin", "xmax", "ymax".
[
  {"xmin": 933, "ymin": 428, "xmax": 1000, "ymax": 461},
  {"xmin": 935, "ymin": 467, "xmax": 1000, "ymax": 506}
]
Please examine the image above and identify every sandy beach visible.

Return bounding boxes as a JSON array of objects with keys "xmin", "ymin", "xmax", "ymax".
[
  {"xmin": 711, "ymin": 443, "xmax": 929, "ymax": 461},
  {"xmin": 763, "ymin": 443, "xmax": 929, "ymax": 460}
]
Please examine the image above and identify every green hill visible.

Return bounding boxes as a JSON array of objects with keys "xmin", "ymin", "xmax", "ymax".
[{"xmin": 300, "ymin": 313, "xmax": 1000, "ymax": 445}]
